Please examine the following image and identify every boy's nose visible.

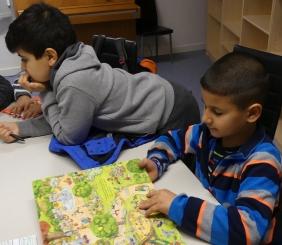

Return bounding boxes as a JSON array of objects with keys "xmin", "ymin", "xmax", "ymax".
[{"xmin": 202, "ymin": 111, "xmax": 212, "ymax": 125}]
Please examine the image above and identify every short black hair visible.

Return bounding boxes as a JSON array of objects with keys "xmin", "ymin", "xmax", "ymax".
[
  {"xmin": 200, "ymin": 52, "xmax": 269, "ymax": 109},
  {"xmin": 5, "ymin": 3, "xmax": 77, "ymax": 59}
]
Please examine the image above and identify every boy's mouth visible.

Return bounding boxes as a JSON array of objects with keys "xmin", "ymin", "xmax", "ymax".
[
  {"xmin": 28, "ymin": 76, "xmax": 33, "ymax": 82},
  {"xmin": 208, "ymin": 127, "xmax": 217, "ymax": 133}
]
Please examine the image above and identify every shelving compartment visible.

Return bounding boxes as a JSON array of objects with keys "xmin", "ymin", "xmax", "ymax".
[
  {"xmin": 221, "ymin": 26, "xmax": 239, "ymax": 53},
  {"xmin": 206, "ymin": 15, "xmax": 222, "ymax": 60},
  {"xmin": 241, "ymin": 19, "xmax": 268, "ymax": 52},
  {"xmin": 268, "ymin": 0, "xmax": 282, "ymax": 55},
  {"xmin": 208, "ymin": 0, "xmax": 222, "ymax": 22},
  {"xmin": 222, "ymin": 0, "xmax": 243, "ymax": 37},
  {"xmin": 243, "ymin": 0, "xmax": 273, "ymax": 34}
]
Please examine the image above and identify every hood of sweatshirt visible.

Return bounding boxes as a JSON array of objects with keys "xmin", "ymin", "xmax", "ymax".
[{"xmin": 50, "ymin": 42, "xmax": 100, "ymax": 90}]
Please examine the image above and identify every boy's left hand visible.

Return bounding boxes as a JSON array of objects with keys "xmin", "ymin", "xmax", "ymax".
[
  {"xmin": 9, "ymin": 95, "xmax": 42, "ymax": 119},
  {"xmin": 9, "ymin": 95, "xmax": 31, "ymax": 117},
  {"xmin": 139, "ymin": 189, "xmax": 176, "ymax": 217}
]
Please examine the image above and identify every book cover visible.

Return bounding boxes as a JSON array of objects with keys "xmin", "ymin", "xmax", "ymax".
[{"xmin": 32, "ymin": 159, "xmax": 185, "ymax": 244}]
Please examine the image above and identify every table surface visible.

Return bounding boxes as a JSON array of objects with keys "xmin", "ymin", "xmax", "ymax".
[{"xmin": 0, "ymin": 113, "xmax": 217, "ymax": 244}]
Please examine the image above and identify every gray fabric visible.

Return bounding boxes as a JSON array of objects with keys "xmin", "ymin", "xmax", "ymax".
[
  {"xmin": 158, "ymin": 81, "xmax": 200, "ymax": 134},
  {"xmin": 18, "ymin": 43, "xmax": 175, "ymax": 145},
  {"xmin": 18, "ymin": 115, "xmax": 52, "ymax": 137}
]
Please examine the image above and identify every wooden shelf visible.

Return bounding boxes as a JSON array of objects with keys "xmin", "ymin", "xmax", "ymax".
[
  {"xmin": 241, "ymin": 19, "xmax": 268, "ymax": 52},
  {"xmin": 268, "ymin": 0, "xmax": 282, "ymax": 54},
  {"xmin": 222, "ymin": 0, "xmax": 243, "ymax": 37},
  {"xmin": 223, "ymin": 21, "xmax": 241, "ymax": 37},
  {"xmin": 207, "ymin": 0, "xmax": 281, "ymax": 60},
  {"xmin": 243, "ymin": 15, "xmax": 271, "ymax": 34},
  {"xmin": 208, "ymin": 13, "xmax": 221, "ymax": 24},
  {"xmin": 208, "ymin": 0, "xmax": 222, "ymax": 23},
  {"xmin": 271, "ymin": 50, "xmax": 282, "ymax": 56},
  {"xmin": 243, "ymin": 0, "xmax": 273, "ymax": 16},
  {"xmin": 221, "ymin": 26, "xmax": 240, "ymax": 52},
  {"xmin": 221, "ymin": 42, "xmax": 234, "ymax": 53},
  {"xmin": 206, "ymin": 15, "xmax": 222, "ymax": 60}
]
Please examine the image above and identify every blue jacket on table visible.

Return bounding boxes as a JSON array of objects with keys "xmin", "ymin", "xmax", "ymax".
[{"xmin": 147, "ymin": 123, "xmax": 282, "ymax": 245}]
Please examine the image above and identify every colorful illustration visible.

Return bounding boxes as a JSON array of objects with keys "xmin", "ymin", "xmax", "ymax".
[{"xmin": 32, "ymin": 159, "xmax": 185, "ymax": 244}]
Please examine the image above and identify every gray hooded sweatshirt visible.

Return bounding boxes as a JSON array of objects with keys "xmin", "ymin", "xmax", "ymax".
[{"xmin": 18, "ymin": 42, "xmax": 174, "ymax": 145}]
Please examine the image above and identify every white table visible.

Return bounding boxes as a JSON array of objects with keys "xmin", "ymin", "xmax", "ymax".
[{"xmin": 0, "ymin": 113, "xmax": 217, "ymax": 244}]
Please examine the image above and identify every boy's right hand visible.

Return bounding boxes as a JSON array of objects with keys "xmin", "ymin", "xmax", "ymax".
[
  {"xmin": 138, "ymin": 158, "xmax": 158, "ymax": 182},
  {"xmin": 19, "ymin": 73, "xmax": 48, "ymax": 92},
  {"xmin": 0, "ymin": 122, "xmax": 20, "ymax": 143}
]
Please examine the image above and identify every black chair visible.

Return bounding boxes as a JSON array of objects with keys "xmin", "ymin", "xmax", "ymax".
[
  {"xmin": 233, "ymin": 45, "xmax": 282, "ymax": 140},
  {"xmin": 135, "ymin": 0, "xmax": 173, "ymax": 61}
]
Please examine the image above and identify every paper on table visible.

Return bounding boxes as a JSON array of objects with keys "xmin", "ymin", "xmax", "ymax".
[{"xmin": 0, "ymin": 234, "xmax": 37, "ymax": 245}]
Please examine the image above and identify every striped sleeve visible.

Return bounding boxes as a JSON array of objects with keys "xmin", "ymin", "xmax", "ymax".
[
  {"xmin": 0, "ymin": 76, "xmax": 14, "ymax": 110},
  {"xmin": 147, "ymin": 128, "xmax": 187, "ymax": 176},
  {"xmin": 12, "ymin": 83, "xmax": 31, "ymax": 100},
  {"xmin": 179, "ymin": 152, "xmax": 282, "ymax": 245},
  {"xmin": 147, "ymin": 125, "xmax": 200, "ymax": 177}
]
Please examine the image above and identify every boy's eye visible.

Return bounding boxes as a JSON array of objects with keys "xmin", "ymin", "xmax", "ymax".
[
  {"xmin": 21, "ymin": 58, "xmax": 27, "ymax": 63},
  {"xmin": 213, "ymin": 110, "xmax": 223, "ymax": 116},
  {"xmin": 203, "ymin": 105, "xmax": 223, "ymax": 116}
]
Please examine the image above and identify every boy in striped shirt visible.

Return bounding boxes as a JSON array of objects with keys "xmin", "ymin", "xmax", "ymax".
[
  {"xmin": 0, "ymin": 75, "xmax": 41, "ymax": 119},
  {"xmin": 139, "ymin": 53, "xmax": 282, "ymax": 245}
]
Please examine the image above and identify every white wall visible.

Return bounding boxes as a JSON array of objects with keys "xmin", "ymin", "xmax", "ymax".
[
  {"xmin": 0, "ymin": 0, "xmax": 207, "ymax": 75},
  {"xmin": 0, "ymin": 0, "xmax": 19, "ymax": 76},
  {"xmin": 142, "ymin": 0, "xmax": 207, "ymax": 56}
]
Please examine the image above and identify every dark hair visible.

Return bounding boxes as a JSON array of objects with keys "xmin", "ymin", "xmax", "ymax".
[
  {"xmin": 5, "ymin": 3, "xmax": 77, "ymax": 59},
  {"xmin": 200, "ymin": 52, "xmax": 269, "ymax": 109}
]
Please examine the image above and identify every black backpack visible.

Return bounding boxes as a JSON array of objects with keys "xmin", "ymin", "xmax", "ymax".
[{"xmin": 92, "ymin": 35, "xmax": 150, "ymax": 74}]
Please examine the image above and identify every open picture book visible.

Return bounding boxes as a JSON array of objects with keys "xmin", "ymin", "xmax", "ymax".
[{"xmin": 32, "ymin": 159, "xmax": 185, "ymax": 244}]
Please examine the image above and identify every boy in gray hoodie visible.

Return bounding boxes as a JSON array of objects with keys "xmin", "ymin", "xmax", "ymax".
[{"xmin": 0, "ymin": 3, "xmax": 199, "ymax": 145}]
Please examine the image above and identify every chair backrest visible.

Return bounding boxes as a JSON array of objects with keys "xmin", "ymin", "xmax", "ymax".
[
  {"xmin": 135, "ymin": 0, "xmax": 158, "ymax": 30},
  {"xmin": 233, "ymin": 45, "xmax": 282, "ymax": 140}
]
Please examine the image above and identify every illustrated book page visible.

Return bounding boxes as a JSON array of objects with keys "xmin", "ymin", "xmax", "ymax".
[{"xmin": 32, "ymin": 159, "xmax": 185, "ymax": 244}]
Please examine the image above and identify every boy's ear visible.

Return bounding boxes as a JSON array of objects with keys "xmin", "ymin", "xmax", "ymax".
[
  {"xmin": 246, "ymin": 103, "xmax": 262, "ymax": 123},
  {"xmin": 45, "ymin": 48, "xmax": 58, "ymax": 67}
]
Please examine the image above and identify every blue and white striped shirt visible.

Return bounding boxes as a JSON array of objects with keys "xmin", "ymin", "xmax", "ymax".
[{"xmin": 148, "ymin": 123, "xmax": 282, "ymax": 245}]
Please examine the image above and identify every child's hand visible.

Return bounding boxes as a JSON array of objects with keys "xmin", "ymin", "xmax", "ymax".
[
  {"xmin": 19, "ymin": 73, "xmax": 48, "ymax": 92},
  {"xmin": 139, "ymin": 189, "xmax": 176, "ymax": 216},
  {"xmin": 138, "ymin": 158, "xmax": 158, "ymax": 182},
  {"xmin": 0, "ymin": 122, "xmax": 20, "ymax": 143},
  {"xmin": 9, "ymin": 95, "xmax": 31, "ymax": 117},
  {"xmin": 22, "ymin": 102, "xmax": 42, "ymax": 119},
  {"xmin": 9, "ymin": 96, "xmax": 42, "ymax": 119}
]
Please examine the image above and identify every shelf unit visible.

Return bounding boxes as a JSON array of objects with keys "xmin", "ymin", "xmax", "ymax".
[
  {"xmin": 206, "ymin": 0, "xmax": 282, "ymax": 59},
  {"xmin": 206, "ymin": 0, "xmax": 282, "ymax": 150}
]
